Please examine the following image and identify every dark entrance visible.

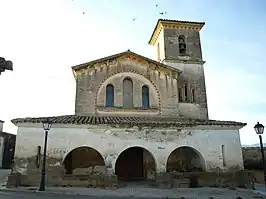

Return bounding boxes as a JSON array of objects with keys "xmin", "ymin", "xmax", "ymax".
[
  {"xmin": 63, "ymin": 147, "xmax": 105, "ymax": 174},
  {"xmin": 1, "ymin": 132, "xmax": 16, "ymax": 169},
  {"xmin": 115, "ymin": 147, "xmax": 144, "ymax": 181},
  {"xmin": 166, "ymin": 146, "xmax": 205, "ymax": 172}
]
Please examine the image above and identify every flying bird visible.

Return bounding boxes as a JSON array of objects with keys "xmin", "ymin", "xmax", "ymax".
[
  {"xmin": 159, "ymin": 12, "xmax": 167, "ymax": 15},
  {"xmin": 156, "ymin": 4, "xmax": 158, "ymax": 7},
  {"xmin": 133, "ymin": 18, "xmax": 136, "ymax": 22},
  {"xmin": 83, "ymin": 12, "xmax": 85, "ymax": 15}
]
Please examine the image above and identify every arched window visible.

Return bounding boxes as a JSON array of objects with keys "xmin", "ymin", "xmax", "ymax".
[
  {"xmin": 123, "ymin": 78, "xmax": 133, "ymax": 108},
  {"xmin": 142, "ymin": 85, "xmax": 149, "ymax": 109},
  {"xmin": 106, "ymin": 84, "xmax": 114, "ymax": 107},
  {"xmin": 178, "ymin": 35, "xmax": 186, "ymax": 55},
  {"xmin": 191, "ymin": 88, "xmax": 195, "ymax": 103},
  {"xmin": 184, "ymin": 84, "xmax": 188, "ymax": 101}
]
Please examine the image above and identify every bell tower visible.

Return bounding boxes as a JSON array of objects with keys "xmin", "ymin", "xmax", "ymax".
[
  {"xmin": 148, "ymin": 19, "xmax": 205, "ymax": 64},
  {"xmin": 149, "ymin": 19, "xmax": 209, "ymax": 120}
]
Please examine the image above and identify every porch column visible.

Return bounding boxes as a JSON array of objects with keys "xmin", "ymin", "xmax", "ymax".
[{"xmin": 105, "ymin": 154, "xmax": 117, "ymax": 175}]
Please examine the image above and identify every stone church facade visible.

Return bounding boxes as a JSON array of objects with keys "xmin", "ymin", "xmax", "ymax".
[{"xmin": 11, "ymin": 19, "xmax": 247, "ymax": 187}]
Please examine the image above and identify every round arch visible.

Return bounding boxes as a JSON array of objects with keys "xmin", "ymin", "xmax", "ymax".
[
  {"xmin": 123, "ymin": 76, "xmax": 134, "ymax": 82},
  {"xmin": 63, "ymin": 146, "xmax": 105, "ymax": 175},
  {"xmin": 115, "ymin": 146, "xmax": 157, "ymax": 181},
  {"xmin": 95, "ymin": 72, "xmax": 161, "ymax": 112},
  {"xmin": 166, "ymin": 146, "xmax": 206, "ymax": 172}
]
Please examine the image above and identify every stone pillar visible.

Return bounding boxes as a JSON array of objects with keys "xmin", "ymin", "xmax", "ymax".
[
  {"xmin": 156, "ymin": 156, "xmax": 167, "ymax": 173},
  {"xmin": 157, "ymin": 167, "xmax": 167, "ymax": 173},
  {"xmin": 155, "ymin": 157, "xmax": 172, "ymax": 188},
  {"xmin": 104, "ymin": 153, "xmax": 118, "ymax": 187},
  {"xmin": 104, "ymin": 154, "xmax": 117, "ymax": 175}
]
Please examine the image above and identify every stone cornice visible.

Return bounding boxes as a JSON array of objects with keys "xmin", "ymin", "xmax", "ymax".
[
  {"xmin": 148, "ymin": 19, "xmax": 205, "ymax": 46},
  {"xmin": 162, "ymin": 59, "xmax": 206, "ymax": 65}
]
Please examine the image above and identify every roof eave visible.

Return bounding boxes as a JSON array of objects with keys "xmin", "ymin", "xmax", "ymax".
[
  {"xmin": 148, "ymin": 19, "xmax": 205, "ymax": 45},
  {"xmin": 70, "ymin": 50, "xmax": 182, "ymax": 74},
  {"xmin": 11, "ymin": 116, "xmax": 248, "ymax": 129},
  {"xmin": 71, "ymin": 51, "xmax": 129, "ymax": 71}
]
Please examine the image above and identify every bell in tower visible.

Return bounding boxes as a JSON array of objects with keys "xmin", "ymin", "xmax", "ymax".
[
  {"xmin": 178, "ymin": 35, "xmax": 186, "ymax": 55},
  {"xmin": 148, "ymin": 19, "xmax": 205, "ymax": 62}
]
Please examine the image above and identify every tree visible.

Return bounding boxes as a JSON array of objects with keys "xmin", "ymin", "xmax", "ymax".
[{"xmin": 0, "ymin": 57, "xmax": 13, "ymax": 75}]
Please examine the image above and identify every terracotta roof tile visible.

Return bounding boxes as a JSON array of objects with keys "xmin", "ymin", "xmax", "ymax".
[{"xmin": 11, "ymin": 115, "xmax": 246, "ymax": 128}]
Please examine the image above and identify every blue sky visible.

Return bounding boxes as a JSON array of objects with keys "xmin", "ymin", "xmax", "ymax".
[{"xmin": 0, "ymin": 0, "xmax": 265, "ymax": 144}]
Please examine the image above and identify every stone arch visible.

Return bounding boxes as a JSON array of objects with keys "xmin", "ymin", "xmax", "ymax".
[
  {"xmin": 123, "ymin": 77, "xmax": 133, "ymax": 108},
  {"xmin": 95, "ymin": 72, "xmax": 161, "ymax": 113},
  {"xmin": 178, "ymin": 35, "xmax": 187, "ymax": 55},
  {"xmin": 115, "ymin": 146, "xmax": 157, "ymax": 181},
  {"xmin": 63, "ymin": 146, "xmax": 106, "ymax": 175},
  {"xmin": 122, "ymin": 76, "xmax": 133, "ymax": 81},
  {"xmin": 166, "ymin": 146, "xmax": 206, "ymax": 172}
]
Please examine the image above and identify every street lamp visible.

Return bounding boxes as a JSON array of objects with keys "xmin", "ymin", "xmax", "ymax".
[
  {"xmin": 254, "ymin": 122, "xmax": 266, "ymax": 187},
  {"xmin": 39, "ymin": 118, "xmax": 52, "ymax": 191}
]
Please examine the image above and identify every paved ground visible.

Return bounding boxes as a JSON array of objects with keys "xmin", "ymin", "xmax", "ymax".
[
  {"xmin": 0, "ymin": 186, "xmax": 264, "ymax": 199},
  {"xmin": 0, "ymin": 170, "xmax": 265, "ymax": 198},
  {"xmin": 0, "ymin": 191, "xmax": 149, "ymax": 199},
  {"xmin": 0, "ymin": 169, "xmax": 11, "ymax": 185},
  {"xmin": 252, "ymin": 183, "xmax": 266, "ymax": 197}
]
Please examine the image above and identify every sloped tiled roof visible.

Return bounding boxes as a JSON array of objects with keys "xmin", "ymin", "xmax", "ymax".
[
  {"xmin": 11, "ymin": 115, "xmax": 246, "ymax": 128},
  {"xmin": 71, "ymin": 50, "xmax": 182, "ymax": 74}
]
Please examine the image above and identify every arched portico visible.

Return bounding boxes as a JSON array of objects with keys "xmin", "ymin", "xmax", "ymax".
[
  {"xmin": 166, "ymin": 146, "xmax": 206, "ymax": 172},
  {"xmin": 63, "ymin": 146, "xmax": 105, "ymax": 175},
  {"xmin": 115, "ymin": 146, "xmax": 156, "ymax": 181}
]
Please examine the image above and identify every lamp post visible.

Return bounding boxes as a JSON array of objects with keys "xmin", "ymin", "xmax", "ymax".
[
  {"xmin": 254, "ymin": 122, "xmax": 266, "ymax": 187},
  {"xmin": 39, "ymin": 118, "xmax": 52, "ymax": 191}
]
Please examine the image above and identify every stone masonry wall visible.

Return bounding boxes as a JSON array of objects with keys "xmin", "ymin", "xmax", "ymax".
[
  {"xmin": 163, "ymin": 28, "xmax": 203, "ymax": 62},
  {"xmin": 96, "ymin": 72, "xmax": 159, "ymax": 112},
  {"xmin": 163, "ymin": 61, "xmax": 208, "ymax": 119},
  {"xmin": 151, "ymin": 26, "xmax": 208, "ymax": 119},
  {"xmin": 74, "ymin": 57, "xmax": 183, "ymax": 117}
]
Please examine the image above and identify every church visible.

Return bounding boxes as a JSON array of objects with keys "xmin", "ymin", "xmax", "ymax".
[{"xmin": 10, "ymin": 19, "xmax": 247, "ymax": 187}]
